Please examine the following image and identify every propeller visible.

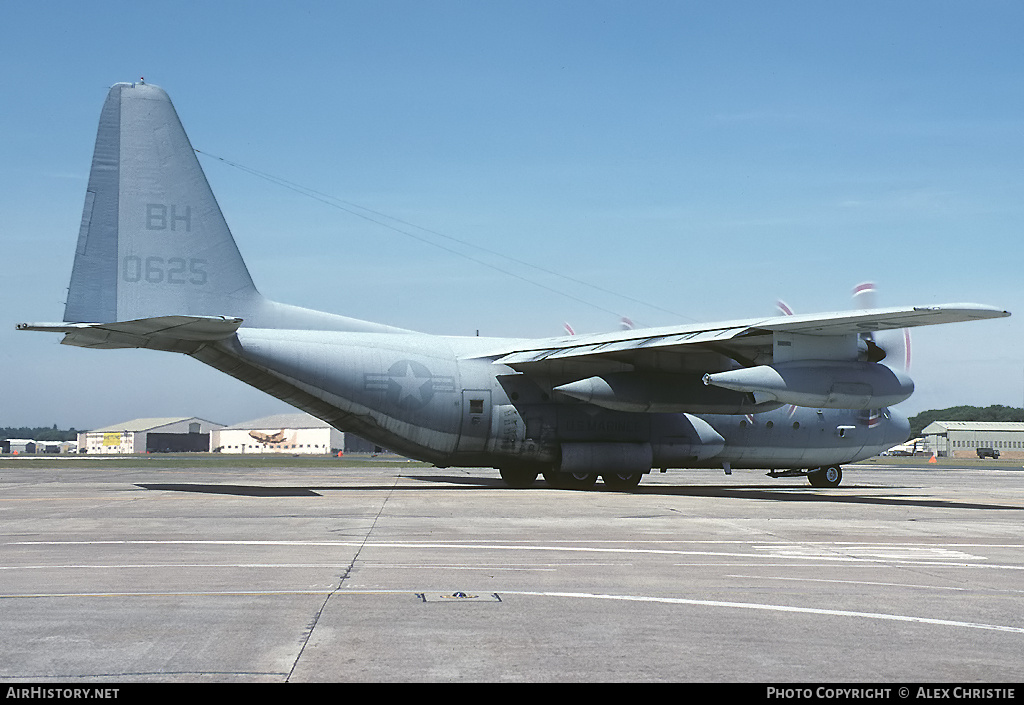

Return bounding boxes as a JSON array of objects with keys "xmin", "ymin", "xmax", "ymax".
[
  {"xmin": 562, "ymin": 316, "xmax": 635, "ymax": 336},
  {"xmin": 851, "ymin": 282, "xmax": 911, "ymax": 373},
  {"xmin": 851, "ymin": 282, "xmax": 912, "ymax": 429},
  {"xmin": 775, "ymin": 284, "xmax": 911, "ymax": 425}
]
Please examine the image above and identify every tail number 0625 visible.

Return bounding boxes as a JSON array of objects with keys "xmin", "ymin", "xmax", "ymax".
[{"xmin": 122, "ymin": 256, "xmax": 208, "ymax": 285}]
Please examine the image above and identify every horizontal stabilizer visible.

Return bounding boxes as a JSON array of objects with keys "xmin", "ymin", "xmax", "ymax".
[{"xmin": 17, "ymin": 315, "xmax": 242, "ymax": 351}]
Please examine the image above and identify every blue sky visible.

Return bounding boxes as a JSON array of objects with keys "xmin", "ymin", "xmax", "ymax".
[{"xmin": 2, "ymin": 1, "xmax": 1021, "ymax": 429}]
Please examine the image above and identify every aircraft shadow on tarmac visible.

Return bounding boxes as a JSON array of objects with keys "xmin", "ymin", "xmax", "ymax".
[
  {"xmin": 408, "ymin": 475, "xmax": 1023, "ymax": 511},
  {"xmin": 137, "ymin": 478, "xmax": 1022, "ymax": 511},
  {"xmin": 137, "ymin": 483, "xmax": 323, "ymax": 497}
]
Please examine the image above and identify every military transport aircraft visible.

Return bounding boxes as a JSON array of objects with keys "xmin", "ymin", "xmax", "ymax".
[{"xmin": 18, "ymin": 82, "xmax": 1011, "ymax": 490}]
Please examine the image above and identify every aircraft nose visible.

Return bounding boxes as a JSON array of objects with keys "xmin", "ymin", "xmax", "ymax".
[{"xmin": 885, "ymin": 408, "xmax": 912, "ymax": 446}]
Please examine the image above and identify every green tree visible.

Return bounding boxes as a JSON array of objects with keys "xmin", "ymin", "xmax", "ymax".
[{"xmin": 908, "ymin": 406, "xmax": 1024, "ymax": 437}]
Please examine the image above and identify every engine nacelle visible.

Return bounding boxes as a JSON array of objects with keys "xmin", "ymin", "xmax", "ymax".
[{"xmin": 702, "ymin": 361, "xmax": 914, "ymax": 410}]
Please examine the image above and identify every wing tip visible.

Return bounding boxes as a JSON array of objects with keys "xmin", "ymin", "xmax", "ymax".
[{"xmin": 922, "ymin": 304, "xmax": 1011, "ymax": 319}]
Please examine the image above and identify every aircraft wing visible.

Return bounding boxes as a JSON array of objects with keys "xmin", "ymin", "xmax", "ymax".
[
  {"xmin": 17, "ymin": 315, "xmax": 243, "ymax": 352},
  {"xmin": 492, "ymin": 304, "xmax": 1009, "ymax": 370}
]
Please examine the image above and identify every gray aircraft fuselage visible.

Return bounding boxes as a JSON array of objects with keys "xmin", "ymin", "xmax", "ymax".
[{"xmin": 191, "ymin": 326, "xmax": 911, "ymax": 472}]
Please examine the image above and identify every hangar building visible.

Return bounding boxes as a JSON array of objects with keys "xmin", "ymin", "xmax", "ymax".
[
  {"xmin": 3, "ymin": 439, "xmax": 36, "ymax": 454},
  {"xmin": 212, "ymin": 413, "xmax": 349, "ymax": 454},
  {"xmin": 921, "ymin": 421, "xmax": 1024, "ymax": 459},
  {"xmin": 2, "ymin": 439, "xmax": 78, "ymax": 455},
  {"xmin": 80, "ymin": 417, "xmax": 225, "ymax": 454}
]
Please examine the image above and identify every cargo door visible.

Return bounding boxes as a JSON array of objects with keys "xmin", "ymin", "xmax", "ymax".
[{"xmin": 457, "ymin": 390, "xmax": 492, "ymax": 453}]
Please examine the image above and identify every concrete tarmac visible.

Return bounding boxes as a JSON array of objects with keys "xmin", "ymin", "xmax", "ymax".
[{"xmin": 1, "ymin": 456, "xmax": 1022, "ymax": 683}]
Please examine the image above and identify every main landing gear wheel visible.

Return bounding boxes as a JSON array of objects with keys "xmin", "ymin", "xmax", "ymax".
[
  {"xmin": 499, "ymin": 468, "xmax": 538, "ymax": 488},
  {"xmin": 543, "ymin": 471, "xmax": 599, "ymax": 490},
  {"xmin": 808, "ymin": 465, "xmax": 843, "ymax": 488},
  {"xmin": 602, "ymin": 472, "xmax": 644, "ymax": 491}
]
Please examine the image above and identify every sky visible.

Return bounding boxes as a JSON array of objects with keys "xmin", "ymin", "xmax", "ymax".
[{"xmin": 1, "ymin": 1, "xmax": 1022, "ymax": 430}]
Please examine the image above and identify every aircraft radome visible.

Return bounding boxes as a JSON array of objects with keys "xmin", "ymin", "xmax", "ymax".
[{"xmin": 18, "ymin": 82, "xmax": 1011, "ymax": 490}]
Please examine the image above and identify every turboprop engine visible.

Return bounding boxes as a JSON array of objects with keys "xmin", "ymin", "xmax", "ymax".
[{"xmin": 702, "ymin": 360, "xmax": 914, "ymax": 410}]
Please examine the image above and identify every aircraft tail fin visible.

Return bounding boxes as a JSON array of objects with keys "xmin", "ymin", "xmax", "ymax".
[
  {"xmin": 61, "ymin": 82, "xmax": 408, "ymax": 334},
  {"xmin": 65, "ymin": 82, "xmax": 260, "ymax": 324}
]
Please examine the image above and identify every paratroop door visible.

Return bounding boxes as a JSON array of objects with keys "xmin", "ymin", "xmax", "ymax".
[{"xmin": 457, "ymin": 389, "xmax": 492, "ymax": 453}]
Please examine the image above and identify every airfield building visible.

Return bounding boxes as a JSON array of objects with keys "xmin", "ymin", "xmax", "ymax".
[
  {"xmin": 2, "ymin": 439, "xmax": 78, "ymax": 455},
  {"xmin": 76, "ymin": 413, "xmax": 380, "ymax": 455},
  {"xmin": 920, "ymin": 421, "xmax": 1024, "ymax": 459},
  {"xmin": 211, "ymin": 412, "xmax": 376, "ymax": 455},
  {"xmin": 79, "ymin": 417, "xmax": 225, "ymax": 454},
  {"xmin": 3, "ymin": 439, "xmax": 37, "ymax": 455}
]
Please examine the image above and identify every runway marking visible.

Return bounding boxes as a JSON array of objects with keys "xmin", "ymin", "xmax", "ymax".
[
  {"xmin": 357, "ymin": 564, "xmax": 561, "ymax": 571},
  {"xmin": 504, "ymin": 591, "xmax": 1024, "ymax": 635},
  {"xmin": 0, "ymin": 563, "xmax": 350, "ymax": 570},
  {"xmin": 0, "ymin": 589, "xmax": 426, "ymax": 599},
  {"xmin": 0, "ymin": 587, "xmax": 1021, "ymax": 636},
  {"xmin": 728, "ymin": 574, "xmax": 1024, "ymax": 594},
  {"xmin": 753, "ymin": 545, "xmax": 982, "ymax": 561},
  {"xmin": 0, "ymin": 590, "xmax": 338, "ymax": 598},
  {"xmin": 8, "ymin": 540, "xmax": 1021, "ymax": 570},
  {"xmin": 11, "ymin": 539, "xmax": 1021, "ymax": 547},
  {"xmin": 0, "ymin": 563, "xmax": 561, "ymax": 572},
  {"xmin": 729, "ymin": 575, "xmax": 971, "ymax": 591}
]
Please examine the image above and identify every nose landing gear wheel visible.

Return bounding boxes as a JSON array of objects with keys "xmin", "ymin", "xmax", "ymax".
[
  {"xmin": 601, "ymin": 472, "xmax": 644, "ymax": 491},
  {"xmin": 808, "ymin": 465, "xmax": 843, "ymax": 488}
]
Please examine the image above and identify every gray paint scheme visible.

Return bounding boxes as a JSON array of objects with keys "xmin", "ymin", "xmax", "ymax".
[{"xmin": 18, "ymin": 83, "xmax": 1012, "ymax": 487}]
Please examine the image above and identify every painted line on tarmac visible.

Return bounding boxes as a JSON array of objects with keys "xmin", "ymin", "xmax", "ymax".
[
  {"xmin": 726, "ymin": 574, "xmax": 1024, "ymax": 594},
  {"xmin": 0, "ymin": 563, "xmax": 349, "ymax": 570},
  {"xmin": 505, "ymin": 590, "xmax": 1024, "ymax": 635},
  {"xmin": 0, "ymin": 562, "xmax": 562, "ymax": 572},
  {"xmin": 2, "ymin": 586, "xmax": 1021, "ymax": 636},
  {"xmin": 10, "ymin": 540, "xmax": 1023, "ymax": 570},
  {"xmin": 0, "ymin": 590, "xmax": 337, "ymax": 598},
  {"xmin": 11, "ymin": 539, "xmax": 1023, "ymax": 547}
]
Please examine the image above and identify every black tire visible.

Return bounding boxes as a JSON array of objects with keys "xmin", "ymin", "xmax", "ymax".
[
  {"xmin": 543, "ymin": 470, "xmax": 599, "ymax": 490},
  {"xmin": 499, "ymin": 468, "xmax": 538, "ymax": 488},
  {"xmin": 601, "ymin": 472, "xmax": 644, "ymax": 491},
  {"xmin": 808, "ymin": 465, "xmax": 842, "ymax": 488}
]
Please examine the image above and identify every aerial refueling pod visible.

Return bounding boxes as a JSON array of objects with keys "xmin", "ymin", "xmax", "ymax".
[
  {"xmin": 702, "ymin": 360, "xmax": 914, "ymax": 410},
  {"xmin": 552, "ymin": 372, "xmax": 781, "ymax": 414}
]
